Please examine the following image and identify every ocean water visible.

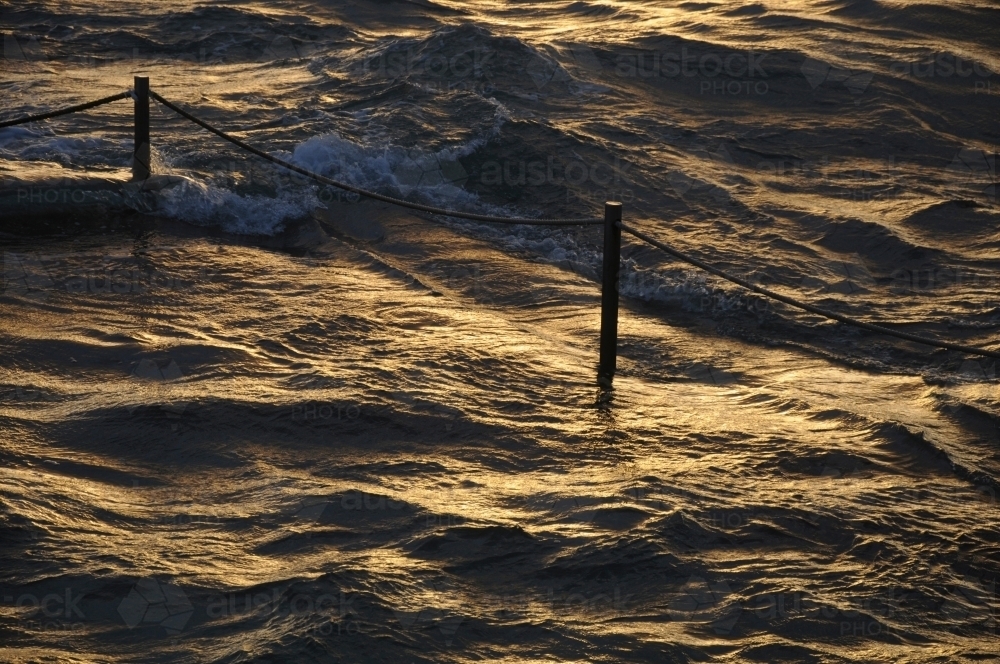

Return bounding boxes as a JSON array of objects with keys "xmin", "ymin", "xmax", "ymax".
[{"xmin": 1, "ymin": 0, "xmax": 998, "ymax": 661}]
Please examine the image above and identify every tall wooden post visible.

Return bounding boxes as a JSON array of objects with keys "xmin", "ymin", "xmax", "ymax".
[
  {"xmin": 598, "ymin": 201, "xmax": 622, "ymax": 387},
  {"xmin": 132, "ymin": 76, "xmax": 150, "ymax": 180}
]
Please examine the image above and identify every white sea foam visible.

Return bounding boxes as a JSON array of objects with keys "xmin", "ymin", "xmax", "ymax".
[
  {"xmin": 288, "ymin": 108, "xmax": 507, "ymax": 210},
  {"xmin": 152, "ymin": 176, "xmax": 314, "ymax": 235}
]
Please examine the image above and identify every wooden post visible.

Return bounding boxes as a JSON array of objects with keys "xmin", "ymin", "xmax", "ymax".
[
  {"xmin": 132, "ymin": 76, "xmax": 150, "ymax": 180},
  {"xmin": 598, "ymin": 201, "xmax": 622, "ymax": 387}
]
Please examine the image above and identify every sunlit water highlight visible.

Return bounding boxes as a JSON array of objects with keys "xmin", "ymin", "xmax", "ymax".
[{"xmin": 1, "ymin": 0, "xmax": 998, "ymax": 661}]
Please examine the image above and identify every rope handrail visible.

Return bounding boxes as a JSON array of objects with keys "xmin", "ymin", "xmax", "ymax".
[
  {"xmin": 148, "ymin": 90, "xmax": 603, "ymax": 227},
  {"xmin": 619, "ymin": 221, "xmax": 1000, "ymax": 360},
  {"xmin": 0, "ymin": 91, "xmax": 132, "ymax": 129},
  {"xmin": 2, "ymin": 77, "xmax": 996, "ymax": 376}
]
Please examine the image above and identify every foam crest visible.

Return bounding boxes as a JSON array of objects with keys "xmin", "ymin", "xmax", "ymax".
[
  {"xmin": 288, "ymin": 127, "xmax": 500, "ymax": 210},
  {"xmin": 152, "ymin": 177, "xmax": 314, "ymax": 235}
]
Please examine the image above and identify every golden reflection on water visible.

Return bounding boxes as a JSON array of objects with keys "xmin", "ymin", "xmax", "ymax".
[{"xmin": 2, "ymin": 0, "xmax": 999, "ymax": 658}]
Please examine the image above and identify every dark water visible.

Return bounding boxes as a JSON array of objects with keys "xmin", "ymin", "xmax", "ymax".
[{"xmin": 1, "ymin": 1, "xmax": 998, "ymax": 661}]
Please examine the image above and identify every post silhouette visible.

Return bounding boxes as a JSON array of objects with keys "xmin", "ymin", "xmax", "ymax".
[
  {"xmin": 132, "ymin": 76, "xmax": 150, "ymax": 180},
  {"xmin": 598, "ymin": 201, "xmax": 622, "ymax": 387}
]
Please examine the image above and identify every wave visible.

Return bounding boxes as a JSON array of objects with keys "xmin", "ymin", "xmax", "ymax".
[{"xmin": 3, "ymin": 5, "xmax": 355, "ymax": 64}]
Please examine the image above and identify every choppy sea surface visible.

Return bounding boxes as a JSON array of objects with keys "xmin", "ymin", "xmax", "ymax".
[{"xmin": 1, "ymin": 0, "xmax": 998, "ymax": 661}]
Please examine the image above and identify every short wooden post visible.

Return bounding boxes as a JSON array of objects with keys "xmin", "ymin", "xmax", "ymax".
[
  {"xmin": 598, "ymin": 201, "xmax": 622, "ymax": 387},
  {"xmin": 132, "ymin": 75, "xmax": 150, "ymax": 180}
]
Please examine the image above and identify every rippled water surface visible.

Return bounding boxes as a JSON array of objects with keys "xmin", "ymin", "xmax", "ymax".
[{"xmin": 1, "ymin": 0, "xmax": 998, "ymax": 661}]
